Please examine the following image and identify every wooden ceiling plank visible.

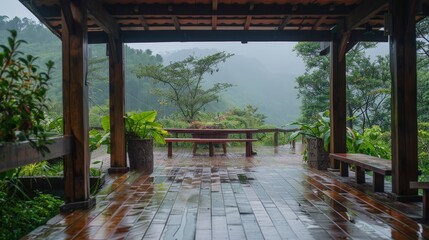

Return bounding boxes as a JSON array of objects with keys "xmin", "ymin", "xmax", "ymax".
[
  {"xmin": 87, "ymin": 0, "xmax": 120, "ymax": 38},
  {"xmin": 19, "ymin": 0, "xmax": 61, "ymax": 38}
]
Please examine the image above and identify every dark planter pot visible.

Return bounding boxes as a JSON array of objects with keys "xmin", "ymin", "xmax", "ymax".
[
  {"xmin": 307, "ymin": 137, "xmax": 330, "ymax": 170},
  {"xmin": 127, "ymin": 138, "xmax": 153, "ymax": 172},
  {"xmin": 19, "ymin": 174, "xmax": 105, "ymax": 197}
]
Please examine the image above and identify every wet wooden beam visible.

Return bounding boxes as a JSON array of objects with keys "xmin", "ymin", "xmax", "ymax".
[
  {"xmin": 88, "ymin": 30, "xmax": 387, "ymax": 44},
  {"xmin": 389, "ymin": 0, "xmax": 419, "ymax": 198},
  {"xmin": 61, "ymin": 0, "xmax": 94, "ymax": 211},
  {"xmin": 329, "ymin": 38, "xmax": 347, "ymax": 169},
  {"xmin": 0, "ymin": 136, "xmax": 72, "ymax": 172},
  {"xmin": 108, "ymin": 36, "xmax": 128, "ymax": 173},
  {"xmin": 87, "ymin": 0, "xmax": 120, "ymax": 38}
]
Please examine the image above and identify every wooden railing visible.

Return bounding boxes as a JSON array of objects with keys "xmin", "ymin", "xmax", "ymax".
[{"xmin": 0, "ymin": 136, "xmax": 72, "ymax": 172}]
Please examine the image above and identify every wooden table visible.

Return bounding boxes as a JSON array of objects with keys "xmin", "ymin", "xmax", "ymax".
[{"xmin": 165, "ymin": 128, "xmax": 259, "ymax": 155}]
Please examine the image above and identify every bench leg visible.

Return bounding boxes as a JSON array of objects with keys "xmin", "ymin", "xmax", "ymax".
[
  {"xmin": 193, "ymin": 143, "xmax": 198, "ymax": 155},
  {"xmin": 340, "ymin": 162, "xmax": 349, "ymax": 177},
  {"xmin": 209, "ymin": 143, "xmax": 214, "ymax": 157},
  {"xmin": 222, "ymin": 144, "xmax": 227, "ymax": 154},
  {"xmin": 424, "ymin": 189, "xmax": 429, "ymax": 220},
  {"xmin": 167, "ymin": 142, "xmax": 172, "ymax": 157},
  {"xmin": 245, "ymin": 141, "xmax": 252, "ymax": 157},
  {"xmin": 356, "ymin": 166, "xmax": 365, "ymax": 184},
  {"xmin": 373, "ymin": 173, "xmax": 384, "ymax": 192}
]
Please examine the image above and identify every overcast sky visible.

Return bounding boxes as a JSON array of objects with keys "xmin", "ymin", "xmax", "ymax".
[{"xmin": 1, "ymin": 0, "xmax": 388, "ymax": 75}]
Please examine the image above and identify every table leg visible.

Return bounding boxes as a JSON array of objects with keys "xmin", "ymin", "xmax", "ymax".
[
  {"xmin": 209, "ymin": 143, "xmax": 214, "ymax": 156},
  {"xmin": 246, "ymin": 133, "xmax": 253, "ymax": 154},
  {"xmin": 167, "ymin": 142, "xmax": 172, "ymax": 157},
  {"xmin": 222, "ymin": 143, "xmax": 227, "ymax": 154}
]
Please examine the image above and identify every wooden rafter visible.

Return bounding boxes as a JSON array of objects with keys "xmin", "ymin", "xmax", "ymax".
[
  {"xmin": 87, "ymin": 0, "xmax": 120, "ymax": 38},
  {"xmin": 278, "ymin": 16, "xmax": 291, "ymax": 30},
  {"xmin": 313, "ymin": 16, "xmax": 326, "ymax": 30},
  {"xmin": 212, "ymin": 0, "xmax": 218, "ymax": 30},
  {"xmin": 244, "ymin": 3, "xmax": 254, "ymax": 30},
  {"xmin": 172, "ymin": 16, "xmax": 181, "ymax": 30},
  {"xmin": 138, "ymin": 15, "xmax": 149, "ymax": 30}
]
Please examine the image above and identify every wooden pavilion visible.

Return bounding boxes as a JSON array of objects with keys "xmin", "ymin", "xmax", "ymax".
[{"xmin": 15, "ymin": 0, "xmax": 429, "ymax": 211}]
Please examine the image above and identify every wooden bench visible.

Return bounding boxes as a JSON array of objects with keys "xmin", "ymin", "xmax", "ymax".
[
  {"xmin": 330, "ymin": 153, "xmax": 392, "ymax": 192},
  {"xmin": 165, "ymin": 138, "xmax": 258, "ymax": 157},
  {"xmin": 410, "ymin": 182, "xmax": 429, "ymax": 219}
]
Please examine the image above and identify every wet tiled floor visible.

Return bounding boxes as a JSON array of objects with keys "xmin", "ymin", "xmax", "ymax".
[{"xmin": 24, "ymin": 145, "xmax": 429, "ymax": 239}]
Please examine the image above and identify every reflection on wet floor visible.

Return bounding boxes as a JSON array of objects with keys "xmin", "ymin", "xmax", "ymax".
[{"xmin": 23, "ymin": 145, "xmax": 429, "ymax": 239}]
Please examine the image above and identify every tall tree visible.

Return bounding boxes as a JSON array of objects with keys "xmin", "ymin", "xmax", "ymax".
[
  {"xmin": 416, "ymin": 17, "xmax": 429, "ymax": 121},
  {"xmin": 136, "ymin": 52, "xmax": 234, "ymax": 122},
  {"xmin": 293, "ymin": 42, "xmax": 391, "ymax": 131}
]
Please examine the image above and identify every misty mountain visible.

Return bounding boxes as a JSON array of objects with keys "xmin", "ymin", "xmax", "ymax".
[{"xmin": 163, "ymin": 49, "xmax": 300, "ymax": 125}]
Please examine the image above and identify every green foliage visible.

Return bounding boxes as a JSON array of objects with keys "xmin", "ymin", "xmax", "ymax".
[
  {"xmin": 136, "ymin": 52, "xmax": 234, "ymax": 122},
  {"xmin": 346, "ymin": 126, "xmax": 391, "ymax": 159},
  {"xmin": 0, "ymin": 30, "xmax": 54, "ymax": 154},
  {"xmin": 288, "ymin": 111, "xmax": 331, "ymax": 148},
  {"xmin": 0, "ymin": 191, "xmax": 62, "ymax": 240},
  {"xmin": 124, "ymin": 111, "xmax": 168, "ymax": 144},
  {"xmin": 418, "ymin": 122, "xmax": 429, "ymax": 181},
  {"xmin": 293, "ymin": 42, "xmax": 391, "ymax": 131}
]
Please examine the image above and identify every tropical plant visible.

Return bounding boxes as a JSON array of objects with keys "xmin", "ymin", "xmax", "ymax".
[
  {"xmin": 124, "ymin": 110, "xmax": 168, "ymax": 144},
  {"xmin": 0, "ymin": 30, "xmax": 54, "ymax": 154},
  {"xmin": 288, "ymin": 110, "xmax": 331, "ymax": 150}
]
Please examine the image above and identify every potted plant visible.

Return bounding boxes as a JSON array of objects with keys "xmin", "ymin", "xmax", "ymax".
[
  {"xmin": 125, "ymin": 111, "xmax": 167, "ymax": 172},
  {"xmin": 288, "ymin": 111, "xmax": 331, "ymax": 170}
]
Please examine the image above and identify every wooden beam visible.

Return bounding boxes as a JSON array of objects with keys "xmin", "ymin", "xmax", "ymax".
[
  {"xmin": 172, "ymin": 16, "xmax": 181, "ymax": 30},
  {"xmin": 212, "ymin": 0, "xmax": 218, "ymax": 30},
  {"xmin": 101, "ymin": 3, "xmax": 354, "ymax": 16},
  {"xmin": 59, "ymin": 0, "xmax": 73, "ymax": 30},
  {"xmin": 61, "ymin": 0, "xmax": 94, "ymax": 211},
  {"xmin": 329, "ymin": 39, "xmax": 347, "ymax": 169},
  {"xmin": 344, "ymin": 0, "xmax": 388, "ymax": 31},
  {"xmin": 138, "ymin": 15, "xmax": 149, "ymax": 30},
  {"xmin": 87, "ymin": 0, "xmax": 120, "ymax": 38},
  {"xmin": 88, "ymin": 30, "xmax": 388, "ymax": 44},
  {"xmin": 339, "ymin": 31, "xmax": 351, "ymax": 61},
  {"xmin": 108, "ymin": 36, "xmax": 128, "ymax": 173},
  {"xmin": 0, "ymin": 136, "xmax": 72, "ymax": 173},
  {"xmin": 389, "ymin": 0, "xmax": 419, "ymax": 198}
]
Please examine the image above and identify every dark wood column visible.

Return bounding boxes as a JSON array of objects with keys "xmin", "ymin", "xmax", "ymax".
[
  {"xmin": 389, "ymin": 0, "xmax": 418, "ymax": 199},
  {"xmin": 329, "ymin": 37, "xmax": 347, "ymax": 170},
  {"xmin": 108, "ymin": 36, "xmax": 128, "ymax": 173},
  {"xmin": 60, "ymin": 0, "xmax": 95, "ymax": 211}
]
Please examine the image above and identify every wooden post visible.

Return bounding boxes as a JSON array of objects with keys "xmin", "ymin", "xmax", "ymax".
[
  {"xmin": 389, "ymin": 0, "xmax": 418, "ymax": 199},
  {"xmin": 61, "ymin": 0, "xmax": 95, "ymax": 211},
  {"xmin": 108, "ymin": 36, "xmax": 128, "ymax": 173},
  {"xmin": 329, "ymin": 37, "xmax": 347, "ymax": 169}
]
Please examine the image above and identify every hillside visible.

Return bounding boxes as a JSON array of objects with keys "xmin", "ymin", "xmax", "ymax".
[{"xmin": 1, "ymin": 16, "xmax": 302, "ymax": 126}]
